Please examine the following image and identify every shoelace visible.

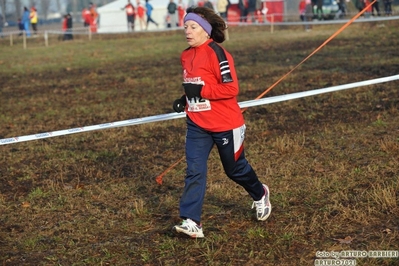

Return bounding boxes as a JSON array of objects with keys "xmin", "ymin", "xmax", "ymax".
[
  {"xmin": 181, "ymin": 219, "xmax": 201, "ymax": 229},
  {"xmin": 252, "ymin": 200, "xmax": 265, "ymax": 213}
]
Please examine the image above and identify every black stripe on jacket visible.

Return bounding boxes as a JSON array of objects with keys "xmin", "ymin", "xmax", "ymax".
[{"xmin": 208, "ymin": 41, "xmax": 233, "ymax": 83}]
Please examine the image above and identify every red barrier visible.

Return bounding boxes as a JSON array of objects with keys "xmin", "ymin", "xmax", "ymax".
[{"xmin": 227, "ymin": 0, "xmax": 284, "ymax": 23}]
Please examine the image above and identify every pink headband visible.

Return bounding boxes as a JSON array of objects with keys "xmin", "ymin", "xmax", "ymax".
[{"xmin": 184, "ymin": 13, "xmax": 212, "ymax": 35}]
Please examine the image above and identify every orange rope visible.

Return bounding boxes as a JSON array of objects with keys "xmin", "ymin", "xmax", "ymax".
[
  {"xmin": 155, "ymin": 156, "xmax": 185, "ymax": 184},
  {"xmin": 240, "ymin": 0, "xmax": 376, "ymax": 112},
  {"xmin": 155, "ymin": 1, "xmax": 376, "ymax": 185}
]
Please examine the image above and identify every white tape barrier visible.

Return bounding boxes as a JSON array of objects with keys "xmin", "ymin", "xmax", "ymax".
[
  {"xmin": 1, "ymin": 74, "xmax": 398, "ymax": 146},
  {"xmin": 2, "ymin": 15, "xmax": 398, "ymax": 38},
  {"xmin": 236, "ymin": 14, "xmax": 399, "ymax": 26}
]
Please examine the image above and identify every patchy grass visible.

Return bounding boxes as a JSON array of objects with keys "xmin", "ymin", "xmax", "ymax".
[{"xmin": 0, "ymin": 21, "xmax": 398, "ymax": 265}]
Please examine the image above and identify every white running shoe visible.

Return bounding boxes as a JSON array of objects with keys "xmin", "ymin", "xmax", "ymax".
[
  {"xmin": 252, "ymin": 184, "xmax": 271, "ymax": 221},
  {"xmin": 173, "ymin": 218, "xmax": 204, "ymax": 238}
]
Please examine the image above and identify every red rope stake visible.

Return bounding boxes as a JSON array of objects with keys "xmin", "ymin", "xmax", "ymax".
[
  {"xmin": 155, "ymin": 1, "xmax": 376, "ymax": 185},
  {"xmin": 155, "ymin": 156, "xmax": 185, "ymax": 185}
]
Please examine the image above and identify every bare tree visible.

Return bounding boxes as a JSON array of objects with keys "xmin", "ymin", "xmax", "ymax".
[
  {"xmin": 40, "ymin": 0, "xmax": 50, "ymax": 20},
  {"xmin": 0, "ymin": 0, "xmax": 6, "ymax": 23},
  {"xmin": 56, "ymin": 0, "xmax": 62, "ymax": 13},
  {"xmin": 72, "ymin": 0, "xmax": 78, "ymax": 23},
  {"xmin": 14, "ymin": 0, "xmax": 22, "ymax": 21}
]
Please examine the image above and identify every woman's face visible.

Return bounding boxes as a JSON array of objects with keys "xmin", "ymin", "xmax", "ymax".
[{"xmin": 184, "ymin": 20, "xmax": 209, "ymax": 47}]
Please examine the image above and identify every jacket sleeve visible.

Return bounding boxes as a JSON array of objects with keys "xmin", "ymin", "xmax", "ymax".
[{"xmin": 200, "ymin": 43, "xmax": 240, "ymax": 100}]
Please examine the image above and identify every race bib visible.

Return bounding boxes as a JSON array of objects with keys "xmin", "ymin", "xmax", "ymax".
[{"xmin": 187, "ymin": 97, "xmax": 211, "ymax": 112}]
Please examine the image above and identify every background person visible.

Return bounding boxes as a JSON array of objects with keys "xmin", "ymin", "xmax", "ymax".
[
  {"xmin": 299, "ymin": 0, "xmax": 306, "ymax": 22},
  {"xmin": 338, "ymin": 0, "xmax": 346, "ymax": 17},
  {"xmin": 305, "ymin": 0, "xmax": 313, "ymax": 31},
  {"xmin": 246, "ymin": 0, "xmax": 257, "ymax": 23},
  {"xmin": 172, "ymin": 6, "xmax": 271, "ymax": 238},
  {"xmin": 145, "ymin": 0, "xmax": 159, "ymax": 29},
  {"xmin": 82, "ymin": 7, "xmax": 92, "ymax": 27},
  {"xmin": 136, "ymin": 0, "xmax": 146, "ymax": 30},
  {"xmin": 238, "ymin": 0, "xmax": 248, "ymax": 23},
  {"xmin": 30, "ymin": 6, "xmax": 38, "ymax": 36},
  {"xmin": 63, "ymin": 13, "xmax": 73, "ymax": 40},
  {"xmin": 21, "ymin": 7, "xmax": 31, "ymax": 37},
  {"xmin": 217, "ymin": 0, "xmax": 229, "ymax": 21},
  {"xmin": 316, "ymin": 0, "xmax": 323, "ymax": 20},
  {"xmin": 177, "ymin": 0, "xmax": 186, "ymax": 26},
  {"xmin": 62, "ymin": 14, "xmax": 68, "ymax": 40},
  {"xmin": 67, "ymin": 13, "xmax": 73, "ymax": 40},
  {"xmin": 122, "ymin": 0, "xmax": 136, "ymax": 31},
  {"xmin": 371, "ymin": 0, "xmax": 381, "ymax": 16},
  {"xmin": 364, "ymin": 0, "xmax": 372, "ymax": 17},
  {"xmin": 355, "ymin": 0, "xmax": 365, "ymax": 12},
  {"xmin": 89, "ymin": 2, "xmax": 98, "ymax": 33},
  {"xmin": 17, "ymin": 18, "xmax": 24, "ymax": 36},
  {"xmin": 383, "ymin": 0, "xmax": 392, "ymax": 16},
  {"xmin": 167, "ymin": 0, "xmax": 178, "ymax": 28}
]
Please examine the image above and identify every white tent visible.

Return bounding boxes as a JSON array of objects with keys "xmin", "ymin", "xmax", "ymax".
[{"xmin": 97, "ymin": 0, "xmax": 176, "ymax": 33}]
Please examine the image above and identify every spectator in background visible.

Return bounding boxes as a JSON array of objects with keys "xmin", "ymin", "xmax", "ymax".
[
  {"xmin": 145, "ymin": 0, "xmax": 159, "ymax": 29},
  {"xmin": 364, "ymin": 0, "xmax": 372, "ymax": 17},
  {"xmin": 311, "ymin": 0, "xmax": 316, "ymax": 9},
  {"xmin": 383, "ymin": 0, "xmax": 392, "ymax": 16},
  {"xmin": 22, "ymin": 7, "xmax": 31, "ymax": 37},
  {"xmin": 167, "ymin": 0, "xmax": 178, "ymax": 28},
  {"xmin": 316, "ymin": 0, "xmax": 323, "ymax": 20},
  {"xmin": 355, "ymin": 0, "xmax": 364, "ymax": 12},
  {"xmin": 337, "ymin": 0, "xmax": 346, "ymax": 18},
  {"xmin": 246, "ymin": 0, "xmax": 257, "ymax": 23},
  {"xmin": 136, "ymin": 0, "xmax": 146, "ymax": 30},
  {"xmin": 371, "ymin": 0, "xmax": 381, "ymax": 16},
  {"xmin": 203, "ymin": 0, "xmax": 214, "ymax": 10},
  {"xmin": 299, "ymin": 0, "xmax": 306, "ymax": 22},
  {"xmin": 89, "ymin": 2, "xmax": 98, "ymax": 33},
  {"xmin": 305, "ymin": 0, "xmax": 313, "ymax": 31},
  {"xmin": 238, "ymin": 0, "xmax": 248, "ymax": 23},
  {"xmin": 62, "ymin": 14, "xmax": 69, "ymax": 40},
  {"xmin": 30, "ymin": 6, "xmax": 38, "ymax": 36},
  {"xmin": 177, "ymin": 0, "xmax": 186, "ymax": 26},
  {"xmin": 17, "ymin": 18, "xmax": 24, "ymax": 36},
  {"xmin": 63, "ymin": 13, "xmax": 73, "ymax": 40},
  {"xmin": 217, "ymin": 0, "xmax": 229, "ymax": 21},
  {"xmin": 82, "ymin": 7, "xmax": 92, "ymax": 27},
  {"xmin": 122, "ymin": 0, "xmax": 135, "ymax": 31},
  {"xmin": 67, "ymin": 13, "xmax": 73, "ymax": 40}
]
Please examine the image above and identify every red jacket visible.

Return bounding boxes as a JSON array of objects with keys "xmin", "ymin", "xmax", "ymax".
[
  {"xmin": 137, "ymin": 5, "xmax": 145, "ymax": 17},
  {"xmin": 180, "ymin": 39, "xmax": 245, "ymax": 132},
  {"xmin": 82, "ymin": 8, "xmax": 92, "ymax": 24},
  {"xmin": 124, "ymin": 4, "xmax": 135, "ymax": 15},
  {"xmin": 62, "ymin": 17, "xmax": 67, "ymax": 31}
]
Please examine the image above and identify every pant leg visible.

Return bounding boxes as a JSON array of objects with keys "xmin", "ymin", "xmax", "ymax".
[
  {"xmin": 24, "ymin": 22, "xmax": 31, "ymax": 36},
  {"xmin": 148, "ymin": 16, "xmax": 158, "ymax": 25},
  {"xmin": 169, "ymin": 13, "xmax": 177, "ymax": 27},
  {"xmin": 179, "ymin": 118, "xmax": 214, "ymax": 223},
  {"xmin": 213, "ymin": 125, "xmax": 264, "ymax": 201}
]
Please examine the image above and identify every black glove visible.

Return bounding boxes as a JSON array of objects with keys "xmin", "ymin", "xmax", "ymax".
[
  {"xmin": 173, "ymin": 95, "xmax": 186, "ymax": 113},
  {"xmin": 183, "ymin": 83, "xmax": 203, "ymax": 101}
]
